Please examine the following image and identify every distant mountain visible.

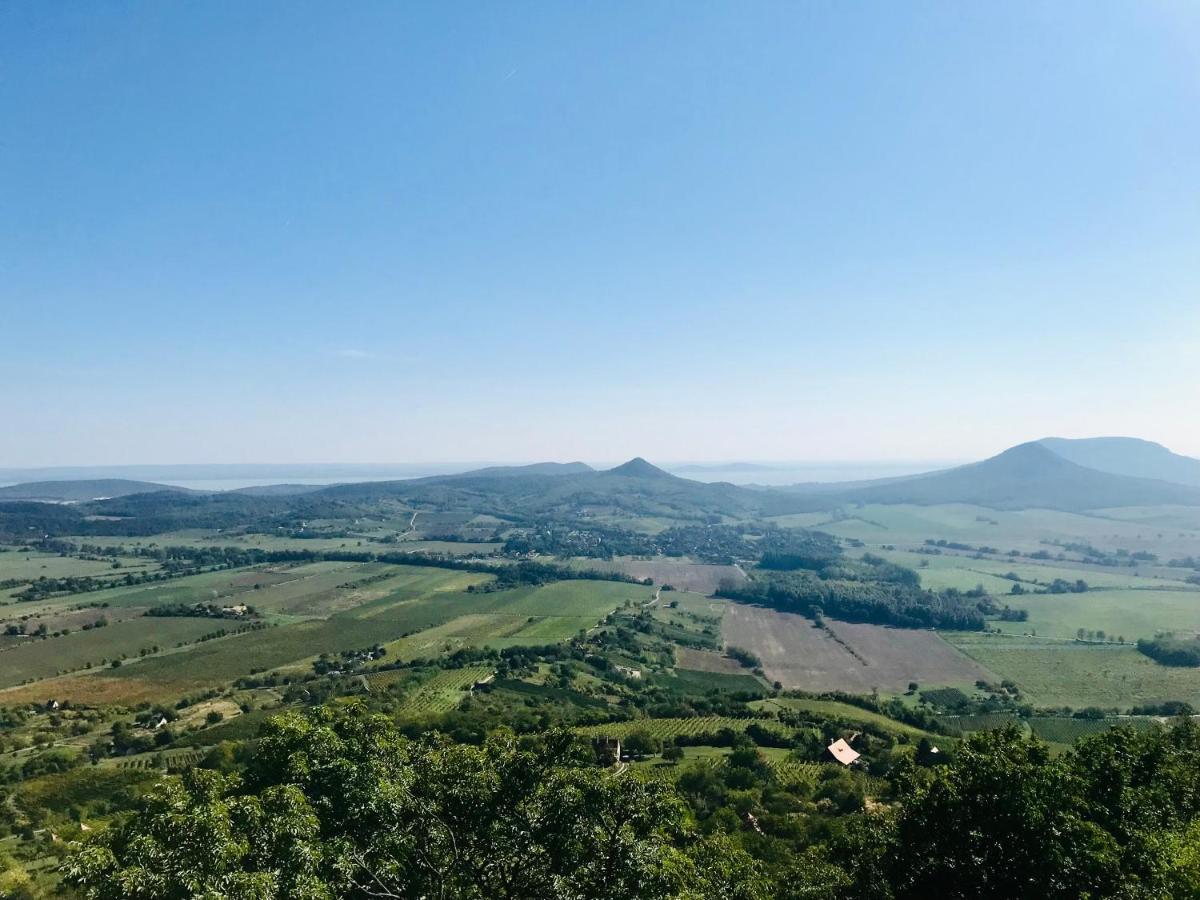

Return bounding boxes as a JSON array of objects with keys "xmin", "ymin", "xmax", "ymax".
[
  {"xmin": 783, "ymin": 442, "xmax": 1200, "ymax": 512},
  {"xmin": 0, "ymin": 479, "xmax": 185, "ymax": 502},
  {"xmin": 603, "ymin": 458, "xmax": 675, "ymax": 479},
  {"xmin": 1039, "ymin": 437, "xmax": 1200, "ymax": 488},
  {"xmin": 314, "ymin": 456, "xmax": 796, "ymax": 520},
  {"xmin": 457, "ymin": 462, "xmax": 595, "ymax": 479}
]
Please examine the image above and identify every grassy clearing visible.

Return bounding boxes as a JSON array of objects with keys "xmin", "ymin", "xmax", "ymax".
[{"xmin": 947, "ymin": 633, "xmax": 1200, "ymax": 708}]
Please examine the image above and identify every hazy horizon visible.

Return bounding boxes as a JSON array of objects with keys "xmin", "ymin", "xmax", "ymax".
[{"xmin": 0, "ymin": 457, "xmax": 962, "ymax": 490}]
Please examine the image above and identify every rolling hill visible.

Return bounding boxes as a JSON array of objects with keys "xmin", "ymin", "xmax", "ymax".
[
  {"xmin": 458, "ymin": 461, "xmax": 595, "ymax": 478},
  {"xmin": 782, "ymin": 442, "xmax": 1200, "ymax": 512},
  {"xmin": 1039, "ymin": 436, "xmax": 1200, "ymax": 488},
  {"xmin": 314, "ymin": 457, "xmax": 793, "ymax": 520},
  {"xmin": 0, "ymin": 479, "xmax": 185, "ymax": 502}
]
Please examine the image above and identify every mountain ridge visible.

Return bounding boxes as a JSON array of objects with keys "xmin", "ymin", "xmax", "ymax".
[
  {"xmin": 781, "ymin": 441, "xmax": 1200, "ymax": 511},
  {"xmin": 1038, "ymin": 436, "xmax": 1200, "ymax": 488}
]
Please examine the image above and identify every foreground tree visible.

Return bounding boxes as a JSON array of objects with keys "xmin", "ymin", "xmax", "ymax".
[
  {"xmin": 834, "ymin": 723, "xmax": 1200, "ymax": 899},
  {"xmin": 65, "ymin": 703, "xmax": 767, "ymax": 900}
]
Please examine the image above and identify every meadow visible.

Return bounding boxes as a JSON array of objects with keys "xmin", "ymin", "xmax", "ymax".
[
  {"xmin": 870, "ymin": 547, "xmax": 1192, "ymax": 593},
  {"xmin": 991, "ymin": 587, "xmax": 1200, "ymax": 641},
  {"xmin": 946, "ymin": 633, "xmax": 1200, "ymax": 708},
  {"xmin": 0, "ymin": 547, "xmax": 158, "ymax": 582}
]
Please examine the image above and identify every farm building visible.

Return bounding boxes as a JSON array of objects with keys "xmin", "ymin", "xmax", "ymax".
[
  {"xmin": 593, "ymin": 737, "xmax": 622, "ymax": 766},
  {"xmin": 826, "ymin": 738, "xmax": 861, "ymax": 766}
]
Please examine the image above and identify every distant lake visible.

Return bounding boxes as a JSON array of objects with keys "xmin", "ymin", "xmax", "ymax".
[
  {"xmin": 664, "ymin": 462, "xmax": 955, "ymax": 486},
  {"xmin": 154, "ymin": 476, "xmax": 412, "ymax": 491}
]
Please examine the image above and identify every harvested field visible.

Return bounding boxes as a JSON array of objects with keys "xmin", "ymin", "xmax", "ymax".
[
  {"xmin": 675, "ymin": 647, "xmax": 746, "ymax": 675},
  {"xmin": 571, "ymin": 558, "xmax": 744, "ymax": 595},
  {"xmin": 722, "ymin": 604, "xmax": 993, "ymax": 694}
]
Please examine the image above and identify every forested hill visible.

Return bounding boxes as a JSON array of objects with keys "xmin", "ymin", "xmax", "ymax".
[
  {"xmin": 0, "ymin": 458, "xmax": 809, "ymax": 538},
  {"xmin": 781, "ymin": 442, "xmax": 1200, "ymax": 512},
  {"xmin": 312, "ymin": 457, "xmax": 803, "ymax": 520},
  {"xmin": 0, "ymin": 479, "xmax": 186, "ymax": 501}
]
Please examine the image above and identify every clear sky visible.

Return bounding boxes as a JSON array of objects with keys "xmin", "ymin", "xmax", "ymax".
[{"xmin": 2, "ymin": 2, "xmax": 1199, "ymax": 466}]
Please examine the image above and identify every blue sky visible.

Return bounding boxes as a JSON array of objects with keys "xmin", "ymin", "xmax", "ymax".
[{"xmin": 2, "ymin": 2, "xmax": 1199, "ymax": 466}]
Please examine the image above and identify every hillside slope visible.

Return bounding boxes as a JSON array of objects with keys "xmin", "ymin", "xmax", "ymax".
[
  {"xmin": 783, "ymin": 442, "xmax": 1200, "ymax": 511},
  {"xmin": 0, "ymin": 479, "xmax": 185, "ymax": 501},
  {"xmin": 316, "ymin": 457, "xmax": 798, "ymax": 520},
  {"xmin": 1039, "ymin": 436, "xmax": 1200, "ymax": 488}
]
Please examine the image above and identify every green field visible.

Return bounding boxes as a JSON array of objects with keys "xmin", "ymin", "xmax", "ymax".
[
  {"xmin": 8, "ymin": 563, "xmax": 345, "ymax": 617},
  {"xmin": 771, "ymin": 503, "xmax": 1200, "ymax": 559},
  {"xmin": 0, "ymin": 548, "xmax": 158, "ymax": 583},
  {"xmin": 0, "ymin": 616, "xmax": 224, "ymax": 686},
  {"xmin": 870, "ymin": 547, "xmax": 1191, "ymax": 593},
  {"xmin": 398, "ymin": 666, "xmax": 495, "ymax": 714},
  {"xmin": 1026, "ymin": 715, "xmax": 1160, "ymax": 744},
  {"xmin": 752, "ymin": 698, "xmax": 937, "ymax": 739},
  {"xmin": 947, "ymin": 633, "xmax": 1200, "ymax": 708},
  {"xmin": 574, "ymin": 716, "xmax": 788, "ymax": 741},
  {"xmin": 992, "ymin": 588, "xmax": 1200, "ymax": 641},
  {"xmin": 384, "ymin": 579, "xmax": 651, "ymax": 657},
  {"xmin": 0, "ymin": 571, "xmax": 647, "ymax": 704},
  {"xmin": 63, "ymin": 531, "xmax": 373, "ymax": 553}
]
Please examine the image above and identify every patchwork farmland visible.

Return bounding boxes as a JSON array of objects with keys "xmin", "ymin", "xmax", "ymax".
[{"xmin": 722, "ymin": 604, "xmax": 992, "ymax": 693}]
